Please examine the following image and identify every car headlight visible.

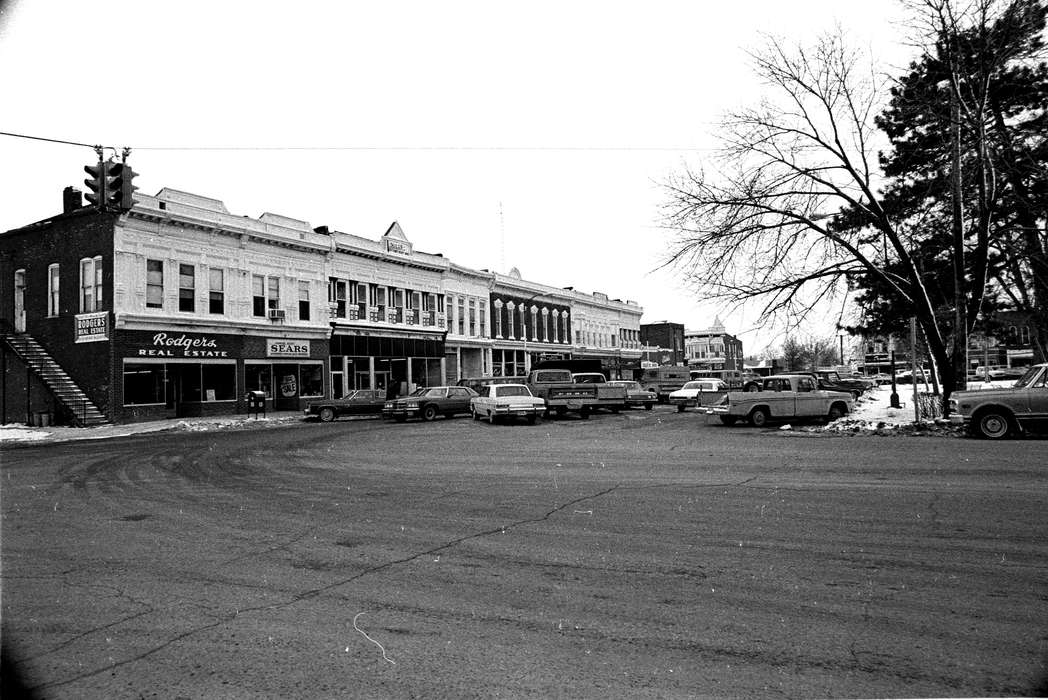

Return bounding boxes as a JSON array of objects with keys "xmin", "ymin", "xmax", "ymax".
[{"xmin": 384, "ymin": 402, "xmax": 394, "ymax": 409}]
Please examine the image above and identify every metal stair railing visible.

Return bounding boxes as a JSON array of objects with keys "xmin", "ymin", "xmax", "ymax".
[{"xmin": 1, "ymin": 332, "xmax": 109, "ymax": 427}]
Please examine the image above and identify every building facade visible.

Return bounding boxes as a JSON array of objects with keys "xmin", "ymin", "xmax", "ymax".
[
  {"xmin": 684, "ymin": 318, "xmax": 744, "ymax": 372},
  {"xmin": 1, "ymin": 183, "xmax": 644, "ymax": 424},
  {"xmin": 640, "ymin": 322, "xmax": 685, "ymax": 366}
]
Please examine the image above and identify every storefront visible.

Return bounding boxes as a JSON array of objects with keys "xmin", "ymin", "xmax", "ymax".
[
  {"xmin": 330, "ymin": 327, "xmax": 446, "ymax": 399},
  {"xmin": 116, "ymin": 329, "xmax": 328, "ymax": 421}
]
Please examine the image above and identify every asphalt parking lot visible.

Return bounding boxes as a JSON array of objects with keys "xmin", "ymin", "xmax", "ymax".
[{"xmin": 3, "ymin": 407, "xmax": 1046, "ymax": 697}]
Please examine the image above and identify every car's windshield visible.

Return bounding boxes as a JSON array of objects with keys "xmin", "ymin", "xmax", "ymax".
[
  {"xmin": 495, "ymin": 386, "xmax": 531, "ymax": 397},
  {"xmin": 573, "ymin": 374, "xmax": 606, "ymax": 383},
  {"xmin": 614, "ymin": 381, "xmax": 640, "ymax": 390},
  {"xmin": 1013, "ymin": 365, "xmax": 1045, "ymax": 389}
]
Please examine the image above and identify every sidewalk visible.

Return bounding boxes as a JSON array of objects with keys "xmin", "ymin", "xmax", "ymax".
[{"xmin": 1, "ymin": 410, "xmax": 307, "ymax": 445}]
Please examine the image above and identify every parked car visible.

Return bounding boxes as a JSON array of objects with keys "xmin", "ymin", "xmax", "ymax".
[
  {"xmin": 669, "ymin": 379, "xmax": 728, "ymax": 412},
  {"xmin": 382, "ymin": 386, "xmax": 478, "ymax": 422},
  {"xmin": 456, "ymin": 375, "xmax": 528, "ymax": 395},
  {"xmin": 707, "ymin": 374, "xmax": 852, "ymax": 427},
  {"xmin": 949, "ymin": 363, "xmax": 1048, "ymax": 439},
  {"xmin": 607, "ymin": 380, "xmax": 656, "ymax": 410},
  {"xmin": 304, "ymin": 389, "xmax": 386, "ymax": 422},
  {"xmin": 470, "ymin": 383, "xmax": 546, "ymax": 424}
]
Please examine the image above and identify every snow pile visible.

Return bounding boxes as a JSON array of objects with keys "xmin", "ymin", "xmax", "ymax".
[
  {"xmin": 0, "ymin": 426, "xmax": 51, "ymax": 442},
  {"xmin": 812, "ymin": 379, "xmax": 1015, "ymax": 436}
]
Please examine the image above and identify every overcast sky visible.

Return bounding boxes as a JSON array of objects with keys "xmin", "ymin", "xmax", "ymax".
[{"xmin": 0, "ymin": 0, "xmax": 916, "ymax": 355}]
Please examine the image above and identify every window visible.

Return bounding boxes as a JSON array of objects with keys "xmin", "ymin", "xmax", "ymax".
[
  {"xmin": 146, "ymin": 259, "xmax": 163, "ymax": 308},
  {"xmin": 457, "ymin": 298, "xmax": 466, "ymax": 335},
  {"xmin": 252, "ymin": 275, "xmax": 266, "ymax": 316},
  {"xmin": 209, "ymin": 268, "xmax": 224, "ymax": 314},
  {"xmin": 47, "ymin": 264, "xmax": 59, "ymax": 317},
  {"xmin": 178, "ymin": 264, "xmax": 195, "ymax": 312},
  {"xmin": 328, "ymin": 278, "xmax": 346, "ymax": 318},
  {"xmin": 300, "ymin": 364, "xmax": 324, "ymax": 397},
  {"xmin": 123, "ymin": 363, "xmax": 166, "ymax": 405},
  {"xmin": 299, "ymin": 281, "xmax": 310, "ymax": 321},
  {"xmin": 468, "ymin": 299, "xmax": 476, "ymax": 336},
  {"xmin": 80, "ymin": 256, "xmax": 102, "ymax": 312},
  {"xmin": 267, "ymin": 276, "xmax": 280, "ymax": 311},
  {"xmin": 201, "ymin": 364, "xmax": 236, "ymax": 401},
  {"xmin": 493, "ymin": 300, "xmax": 503, "ymax": 338},
  {"xmin": 479, "ymin": 301, "xmax": 486, "ymax": 338}
]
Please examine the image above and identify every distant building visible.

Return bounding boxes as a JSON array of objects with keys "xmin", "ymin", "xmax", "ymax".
[
  {"xmin": 684, "ymin": 318, "xmax": 744, "ymax": 371},
  {"xmin": 640, "ymin": 322, "xmax": 685, "ymax": 366}
]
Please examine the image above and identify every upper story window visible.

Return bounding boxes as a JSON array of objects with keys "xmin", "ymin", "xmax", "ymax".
[
  {"xmin": 328, "ymin": 278, "xmax": 346, "ymax": 318},
  {"xmin": 146, "ymin": 259, "xmax": 163, "ymax": 308},
  {"xmin": 178, "ymin": 264, "xmax": 195, "ymax": 312},
  {"xmin": 47, "ymin": 264, "xmax": 60, "ymax": 317},
  {"xmin": 457, "ymin": 297, "xmax": 466, "ymax": 335},
  {"xmin": 468, "ymin": 299, "xmax": 476, "ymax": 336},
  {"xmin": 267, "ymin": 276, "xmax": 280, "ymax": 311},
  {"xmin": 209, "ymin": 268, "xmax": 224, "ymax": 314},
  {"xmin": 252, "ymin": 275, "xmax": 266, "ymax": 316},
  {"xmin": 79, "ymin": 256, "xmax": 103, "ymax": 313},
  {"xmin": 479, "ymin": 301, "xmax": 486, "ymax": 338},
  {"xmin": 298, "ymin": 281, "xmax": 311, "ymax": 321}
]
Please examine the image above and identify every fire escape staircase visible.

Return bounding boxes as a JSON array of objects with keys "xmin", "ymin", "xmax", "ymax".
[{"xmin": 2, "ymin": 332, "xmax": 109, "ymax": 426}]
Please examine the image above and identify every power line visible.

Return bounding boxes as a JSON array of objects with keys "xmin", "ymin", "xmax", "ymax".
[
  {"xmin": 1, "ymin": 129, "xmax": 715, "ymax": 153},
  {"xmin": 0, "ymin": 130, "xmax": 97, "ymax": 149}
]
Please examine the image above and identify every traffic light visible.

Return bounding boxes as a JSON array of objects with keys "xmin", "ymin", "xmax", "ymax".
[
  {"xmin": 82, "ymin": 159, "xmax": 138, "ymax": 211},
  {"xmin": 115, "ymin": 163, "xmax": 138, "ymax": 210},
  {"xmin": 83, "ymin": 160, "xmax": 106, "ymax": 208}
]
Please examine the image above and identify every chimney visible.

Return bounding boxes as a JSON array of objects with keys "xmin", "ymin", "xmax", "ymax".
[{"xmin": 63, "ymin": 186, "xmax": 83, "ymax": 213}]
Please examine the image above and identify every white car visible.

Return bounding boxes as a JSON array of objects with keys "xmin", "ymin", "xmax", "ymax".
[
  {"xmin": 669, "ymin": 379, "xmax": 729, "ymax": 412},
  {"xmin": 470, "ymin": 383, "xmax": 546, "ymax": 424}
]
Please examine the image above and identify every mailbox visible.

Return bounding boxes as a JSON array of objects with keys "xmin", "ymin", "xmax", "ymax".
[{"xmin": 245, "ymin": 390, "xmax": 266, "ymax": 415}]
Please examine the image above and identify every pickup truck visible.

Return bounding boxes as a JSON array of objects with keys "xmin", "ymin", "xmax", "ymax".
[
  {"xmin": 706, "ymin": 374, "xmax": 853, "ymax": 427},
  {"xmin": 812, "ymin": 370, "xmax": 871, "ymax": 397},
  {"xmin": 949, "ymin": 363, "xmax": 1048, "ymax": 439},
  {"xmin": 525, "ymin": 369, "xmax": 624, "ymax": 418},
  {"xmin": 572, "ymin": 372, "xmax": 628, "ymax": 412}
]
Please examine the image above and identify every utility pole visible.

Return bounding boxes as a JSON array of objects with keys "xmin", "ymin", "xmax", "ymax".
[{"xmin": 949, "ymin": 78, "xmax": 968, "ymax": 394}]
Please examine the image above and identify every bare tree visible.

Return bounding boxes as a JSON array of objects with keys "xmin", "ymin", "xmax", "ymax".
[{"xmin": 662, "ymin": 28, "xmax": 990, "ymax": 409}]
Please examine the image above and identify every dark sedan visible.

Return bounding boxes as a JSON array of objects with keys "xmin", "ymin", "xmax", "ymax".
[
  {"xmin": 304, "ymin": 389, "xmax": 386, "ymax": 422},
  {"xmin": 382, "ymin": 386, "xmax": 479, "ymax": 422}
]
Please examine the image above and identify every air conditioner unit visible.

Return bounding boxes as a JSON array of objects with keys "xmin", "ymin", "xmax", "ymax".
[{"xmin": 268, "ymin": 309, "xmax": 286, "ymax": 321}]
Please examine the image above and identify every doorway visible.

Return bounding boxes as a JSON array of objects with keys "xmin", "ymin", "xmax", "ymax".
[{"xmin": 14, "ymin": 269, "xmax": 25, "ymax": 332}]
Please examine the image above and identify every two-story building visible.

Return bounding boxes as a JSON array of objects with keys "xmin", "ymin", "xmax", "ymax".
[
  {"xmin": 684, "ymin": 318, "xmax": 744, "ymax": 372},
  {"xmin": 1, "ymin": 179, "xmax": 646, "ymax": 424}
]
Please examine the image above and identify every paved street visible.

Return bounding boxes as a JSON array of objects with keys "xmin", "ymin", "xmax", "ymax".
[{"xmin": 2, "ymin": 409, "xmax": 1046, "ymax": 698}]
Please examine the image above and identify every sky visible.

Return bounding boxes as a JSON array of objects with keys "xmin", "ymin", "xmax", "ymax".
[{"xmin": 0, "ymin": 0, "xmax": 916, "ymax": 356}]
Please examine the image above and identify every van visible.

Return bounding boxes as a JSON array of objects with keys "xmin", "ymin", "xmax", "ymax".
[{"xmin": 639, "ymin": 366, "xmax": 691, "ymax": 402}]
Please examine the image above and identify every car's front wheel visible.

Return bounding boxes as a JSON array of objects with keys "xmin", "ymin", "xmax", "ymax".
[
  {"xmin": 972, "ymin": 409, "xmax": 1013, "ymax": 439},
  {"xmin": 422, "ymin": 405, "xmax": 438, "ymax": 421},
  {"xmin": 719, "ymin": 416, "xmax": 738, "ymax": 426},
  {"xmin": 471, "ymin": 406, "xmax": 480, "ymax": 421},
  {"xmin": 827, "ymin": 402, "xmax": 848, "ymax": 421},
  {"xmin": 319, "ymin": 407, "xmax": 336, "ymax": 423},
  {"xmin": 644, "ymin": 403, "xmax": 653, "ymax": 411}
]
